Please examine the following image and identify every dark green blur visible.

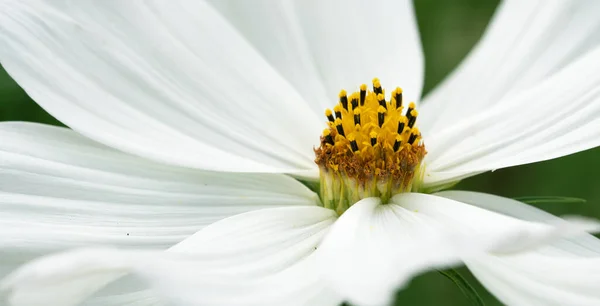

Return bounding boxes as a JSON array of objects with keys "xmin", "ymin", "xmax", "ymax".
[{"xmin": 1, "ymin": 1, "xmax": 598, "ymax": 305}]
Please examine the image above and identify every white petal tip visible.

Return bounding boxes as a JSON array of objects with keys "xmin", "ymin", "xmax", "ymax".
[{"xmin": 558, "ymin": 216, "xmax": 600, "ymax": 234}]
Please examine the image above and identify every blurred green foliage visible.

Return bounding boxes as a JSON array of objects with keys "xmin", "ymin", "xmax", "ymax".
[
  {"xmin": 1, "ymin": 0, "xmax": 599, "ymax": 305},
  {"xmin": 0, "ymin": 67, "xmax": 62, "ymax": 126}
]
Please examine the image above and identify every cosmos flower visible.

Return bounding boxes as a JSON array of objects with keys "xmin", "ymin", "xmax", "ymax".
[{"xmin": 1, "ymin": 0, "xmax": 600, "ymax": 306}]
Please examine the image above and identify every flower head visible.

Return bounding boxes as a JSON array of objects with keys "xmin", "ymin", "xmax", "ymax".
[
  {"xmin": 315, "ymin": 80, "xmax": 426, "ymax": 213},
  {"xmin": 1, "ymin": 1, "xmax": 600, "ymax": 306}
]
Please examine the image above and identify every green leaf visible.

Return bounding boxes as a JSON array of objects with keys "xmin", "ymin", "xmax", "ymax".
[
  {"xmin": 513, "ymin": 196, "xmax": 587, "ymax": 205},
  {"xmin": 437, "ymin": 269, "xmax": 485, "ymax": 306}
]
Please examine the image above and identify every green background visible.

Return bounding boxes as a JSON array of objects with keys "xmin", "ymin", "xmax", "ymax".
[{"xmin": 1, "ymin": 0, "xmax": 599, "ymax": 305}]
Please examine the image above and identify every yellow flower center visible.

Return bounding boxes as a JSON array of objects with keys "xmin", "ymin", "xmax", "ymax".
[{"xmin": 314, "ymin": 78, "xmax": 426, "ymax": 215}]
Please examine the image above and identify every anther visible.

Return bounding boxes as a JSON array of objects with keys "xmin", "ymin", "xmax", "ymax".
[
  {"xmin": 397, "ymin": 118, "xmax": 406, "ymax": 134},
  {"xmin": 335, "ymin": 118, "xmax": 345, "ymax": 137},
  {"xmin": 323, "ymin": 129, "xmax": 334, "ymax": 145},
  {"xmin": 370, "ymin": 131, "xmax": 377, "ymax": 146},
  {"xmin": 348, "ymin": 134, "xmax": 359, "ymax": 152},
  {"xmin": 325, "ymin": 109, "xmax": 335, "ymax": 122},
  {"xmin": 393, "ymin": 135, "xmax": 402, "ymax": 152},
  {"xmin": 377, "ymin": 93, "xmax": 386, "ymax": 109},
  {"xmin": 373, "ymin": 78, "xmax": 383, "ymax": 95},
  {"xmin": 339, "ymin": 90, "xmax": 349, "ymax": 111},
  {"xmin": 353, "ymin": 108, "xmax": 361, "ymax": 125},
  {"xmin": 408, "ymin": 134, "xmax": 418, "ymax": 145},
  {"xmin": 333, "ymin": 104, "xmax": 342, "ymax": 119},
  {"xmin": 408, "ymin": 128, "xmax": 420, "ymax": 145},
  {"xmin": 377, "ymin": 106, "xmax": 386, "ymax": 128},
  {"xmin": 407, "ymin": 110, "xmax": 418, "ymax": 128},
  {"xmin": 359, "ymin": 84, "xmax": 367, "ymax": 106},
  {"xmin": 405, "ymin": 102, "xmax": 415, "ymax": 119},
  {"xmin": 394, "ymin": 87, "xmax": 403, "ymax": 108},
  {"xmin": 351, "ymin": 96, "xmax": 359, "ymax": 110}
]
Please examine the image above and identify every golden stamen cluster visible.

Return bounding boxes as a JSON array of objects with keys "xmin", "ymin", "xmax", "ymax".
[{"xmin": 314, "ymin": 78, "xmax": 426, "ymax": 214}]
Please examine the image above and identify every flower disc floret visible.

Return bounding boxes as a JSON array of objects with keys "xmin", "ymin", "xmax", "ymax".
[{"xmin": 314, "ymin": 78, "xmax": 426, "ymax": 214}]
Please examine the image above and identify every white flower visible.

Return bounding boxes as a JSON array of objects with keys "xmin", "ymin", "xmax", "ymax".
[{"xmin": 1, "ymin": 1, "xmax": 600, "ymax": 306}]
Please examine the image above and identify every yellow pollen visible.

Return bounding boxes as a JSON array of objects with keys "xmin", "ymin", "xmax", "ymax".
[{"xmin": 314, "ymin": 78, "xmax": 427, "ymax": 211}]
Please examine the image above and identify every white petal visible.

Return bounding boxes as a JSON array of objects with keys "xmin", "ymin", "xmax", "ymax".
[
  {"xmin": 292, "ymin": 0, "xmax": 424, "ymax": 104},
  {"xmin": 207, "ymin": 0, "xmax": 424, "ymax": 114},
  {"xmin": 137, "ymin": 252, "xmax": 341, "ymax": 306},
  {"xmin": 317, "ymin": 194, "xmax": 600, "ymax": 306},
  {"xmin": 436, "ymin": 191, "xmax": 600, "ymax": 254},
  {"xmin": 437, "ymin": 191, "xmax": 600, "ymax": 306},
  {"xmin": 469, "ymin": 253, "xmax": 600, "ymax": 306},
  {"xmin": 205, "ymin": 0, "xmax": 329, "ymax": 116},
  {"xmin": 1, "ymin": 206, "xmax": 339, "ymax": 306},
  {"xmin": 0, "ymin": 0, "xmax": 321, "ymax": 173},
  {"xmin": 0, "ymin": 122, "xmax": 319, "ymax": 251},
  {"xmin": 82, "ymin": 291, "xmax": 160, "ymax": 306},
  {"xmin": 422, "ymin": 45, "xmax": 600, "ymax": 188},
  {"xmin": 420, "ymin": 0, "xmax": 600, "ymax": 134},
  {"xmin": 0, "ymin": 122, "xmax": 320, "ymax": 303}
]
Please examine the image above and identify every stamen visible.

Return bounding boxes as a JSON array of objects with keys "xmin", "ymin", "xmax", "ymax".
[
  {"xmin": 408, "ymin": 110, "xmax": 418, "ymax": 128},
  {"xmin": 360, "ymin": 84, "xmax": 367, "ymax": 106},
  {"xmin": 397, "ymin": 117, "xmax": 406, "ymax": 134},
  {"xmin": 373, "ymin": 78, "xmax": 383, "ymax": 95},
  {"xmin": 348, "ymin": 134, "xmax": 359, "ymax": 152},
  {"xmin": 408, "ymin": 134, "xmax": 417, "ymax": 144},
  {"xmin": 408, "ymin": 128, "xmax": 420, "ymax": 145},
  {"xmin": 377, "ymin": 93, "xmax": 386, "ymax": 109},
  {"xmin": 394, "ymin": 87, "xmax": 403, "ymax": 108},
  {"xmin": 351, "ymin": 94, "xmax": 359, "ymax": 110},
  {"xmin": 335, "ymin": 118, "xmax": 345, "ymax": 137},
  {"xmin": 393, "ymin": 135, "xmax": 402, "ymax": 152},
  {"xmin": 334, "ymin": 104, "xmax": 342, "ymax": 119},
  {"xmin": 377, "ymin": 106, "xmax": 386, "ymax": 127},
  {"xmin": 339, "ymin": 90, "xmax": 348, "ymax": 110},
  {"xmin": 405, "ymin": 102, "xmax": 415, "ymax": 119},
  {"xmin": 370, "ymin": 131, "xmax": 377, "ymax": 146},
  {"xmin": 325, "ymin": 109, "xmax": 335, "ymax": 123},
  {"xmin": 354, "ymin": 108, "xmax": 361, "ymax": 125},
  {"xmin": 323, "ymin": 129, "xmax": 334, "ymax": 145}
]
